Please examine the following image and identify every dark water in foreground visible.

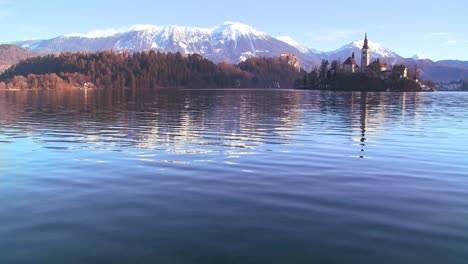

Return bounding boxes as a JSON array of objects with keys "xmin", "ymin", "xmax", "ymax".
[{"xmin": 0, "ymin": 89, "xmax": 467, "ymax": 264}]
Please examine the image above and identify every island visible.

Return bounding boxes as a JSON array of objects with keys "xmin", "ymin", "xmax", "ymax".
[{"xmin": 295, "ymin": 34, "xmax": 429, "ymax": 92}]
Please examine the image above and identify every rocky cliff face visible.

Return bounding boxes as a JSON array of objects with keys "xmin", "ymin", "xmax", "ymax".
[{"xmin": 281, "ymin": 53, "xmax": 301, "ymax": 72}]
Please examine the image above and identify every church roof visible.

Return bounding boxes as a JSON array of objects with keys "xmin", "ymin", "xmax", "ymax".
[{"xmin": 343, "ymin": 56, "xmax": 358, "ymax": 66}]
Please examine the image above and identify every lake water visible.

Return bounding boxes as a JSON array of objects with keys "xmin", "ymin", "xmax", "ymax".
[{"xmin": 0, "ymin": 89, "xmax": 467, "ymax": 264}]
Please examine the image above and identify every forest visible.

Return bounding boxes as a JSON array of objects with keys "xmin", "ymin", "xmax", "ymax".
[{"xmin": 0, "ymin": 51, "xmax": 303, "ymax": 90}]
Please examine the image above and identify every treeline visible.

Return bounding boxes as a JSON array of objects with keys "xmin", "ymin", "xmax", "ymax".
[
  {"xmin": 0, "ymin": 51, "xmax": 302, "ymax": 89},
  {"xmin": 295, "ymin": 60, "xmax": 421, "ymax": 91}
]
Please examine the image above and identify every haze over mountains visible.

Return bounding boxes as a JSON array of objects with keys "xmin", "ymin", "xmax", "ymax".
[{"xmin": 3, "ymin": 21, "xmax": 468, "ymax": 82}]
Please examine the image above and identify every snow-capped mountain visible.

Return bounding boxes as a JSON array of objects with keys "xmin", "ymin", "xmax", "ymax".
[
  {"xmin": 10, "ymin": 22, "xmax": 445, "ymax": 74},
  {"xmin": 326, "ymin": 40, "xmax": 402, "ymax": 65},
  {"xmin": 6, "ymin": 22, "xmax": 468, "ymax": 82},
  {"xmin": 13, "ymin": 21, "xmax": 320, "ymax": 67},
  {"xmin": 64, "ymin": 24, "xmax": 163, "ymax": 39}
]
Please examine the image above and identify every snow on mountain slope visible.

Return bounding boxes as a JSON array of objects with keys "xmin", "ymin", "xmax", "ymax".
[
  {"xmin": 12, "ymin": 21, "xmax": 317, "ymax": 67},
  {"xmin": 412, "ymin": 54, "xmax": 427, "ymax": 60},
  {"xmin": 64, "ymin": 25, "xmax": 162, "ymax": 39},
  {"xmin": 326, "ymin": 39, "xmax": 402, "ymax": 65},
  {"xmin": 333, "ymin": 40, "xmax": 400, "ymax": 58},
  {"xmin": 212, "ymin": 21, "xmax": 268, "ymax": 41},
  {"xmin": 277, "ymin": 36, "xmax": 309, "ymax": 53},
  {"xmin": 10, "ymin": 22, "xmax": 408, "ymax": 71}
]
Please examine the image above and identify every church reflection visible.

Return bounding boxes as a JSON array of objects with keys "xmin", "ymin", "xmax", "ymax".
[
  {"xmin": 346, "ymin": 91, "xmax": 422, "ymax": 159},
  {"xmin": 0, "ymin": 89, "xmax": 422, "ymax": 159},
  {"xmin": 359, "ymin": 92, "xmax": 367, "ymax": 158}
]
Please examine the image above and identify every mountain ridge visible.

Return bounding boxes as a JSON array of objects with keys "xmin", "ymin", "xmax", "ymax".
[
  {"xmin": 4, "ymin": 22, "xmax": 468, "ymax": 82},
  {"xmin": 13, "ymin": 21, "xmax": 317, "ymax": 66}
]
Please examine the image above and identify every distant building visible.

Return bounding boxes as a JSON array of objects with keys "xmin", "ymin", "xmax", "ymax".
[
  {"xmin": 280, "ymin": 53, "xmax": 301, "ymax": 72},
  {"xmin": 368, "ymin": 59, "xmax": 388, "ymax": 72},
  {"xmin": 391, "ymin": 64, "xmax": 408, "ymax": 79},
  {"xmin": 81, "ymin": 82, "xmax": 95, "ymax": 90},
  {"xmin": 367, "ymin": 59, "xmax": 389, "ymax": 79},
  {"xmin": 343, "ymin": 34, "xmax": 408, "ymax": 80},
  {"xmin": 343, "ymin": 52, "xmax": 359, "ymax": 73}
]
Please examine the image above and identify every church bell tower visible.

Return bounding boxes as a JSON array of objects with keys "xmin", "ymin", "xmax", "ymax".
[{"xmin": 361, "ymin": 33, "xmax": 370, "ymax": 71}]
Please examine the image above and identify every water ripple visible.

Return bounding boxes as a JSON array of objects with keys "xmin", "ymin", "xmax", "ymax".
[{"xmin": 0, "ymin": 90, "xmax": 467, "ymax": 264}]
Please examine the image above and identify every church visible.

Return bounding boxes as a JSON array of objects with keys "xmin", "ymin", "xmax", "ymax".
[{"xmin": 343, "ymin": 34, "xmax": 408, "ymax": 80}]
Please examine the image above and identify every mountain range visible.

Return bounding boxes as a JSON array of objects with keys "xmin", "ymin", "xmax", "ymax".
[{"xmin": 3, "ymin": 21, "xmax": 468, "ymax": 82}]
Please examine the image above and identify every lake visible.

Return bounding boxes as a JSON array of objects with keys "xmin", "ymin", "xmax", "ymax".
[{"xmin": 0, "ymin": 89, "xmax": 467, "ymax": 264}]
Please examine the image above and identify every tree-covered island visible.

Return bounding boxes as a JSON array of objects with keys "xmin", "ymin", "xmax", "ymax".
[{"xmin": 295, "ymin": 34, "xmax": 424, "ymax": 92}]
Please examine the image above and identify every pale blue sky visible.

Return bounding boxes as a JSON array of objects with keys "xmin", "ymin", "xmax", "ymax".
[{"xmin": 0, "ymin": 0, "xmax": 466, "ymax": 61}]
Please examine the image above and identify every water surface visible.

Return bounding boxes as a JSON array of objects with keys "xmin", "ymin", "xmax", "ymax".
[{"xmin": 0, "ymin": 89, "xmax": 467, "ymax": 264}]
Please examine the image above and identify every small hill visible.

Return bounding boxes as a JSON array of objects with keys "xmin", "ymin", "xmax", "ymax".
[{"xmin": 0, "ymin": 44, "xmax": 36, "ymax": 72}]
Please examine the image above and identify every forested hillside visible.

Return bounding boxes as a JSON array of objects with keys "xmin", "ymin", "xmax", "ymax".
[{"xmin": 0, "ymin": 51, "xmax": 302, "ymax": 89}]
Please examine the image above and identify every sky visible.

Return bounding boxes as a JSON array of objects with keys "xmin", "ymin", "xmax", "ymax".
[{"xmin": 0, "ymin": 0, "xmax": 466, "ymax": 61}]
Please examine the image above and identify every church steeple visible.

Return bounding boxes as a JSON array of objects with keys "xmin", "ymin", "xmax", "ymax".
[
  {"xmin": 363, "ymin": 33, "xmax": 369, "ymax": 49},
  {"xmin": 361, "ymin": 33, "xmax": 370, "ymax": 71}
]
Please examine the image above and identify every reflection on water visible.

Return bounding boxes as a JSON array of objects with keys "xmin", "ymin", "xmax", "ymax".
[
  {"xmin": 0, "ymin": 89, "xmax": 427, "ymax": 157},
  {"xmin": 0, "ymin": 89, "xmax": 467, "ymax": 264}
]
